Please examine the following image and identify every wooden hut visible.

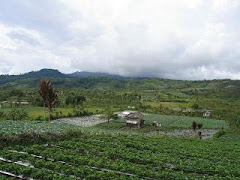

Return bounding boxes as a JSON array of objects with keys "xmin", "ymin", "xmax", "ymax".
[{"xmin": 125, "ymin": 112, "xmax": 144, "ymax": 129}]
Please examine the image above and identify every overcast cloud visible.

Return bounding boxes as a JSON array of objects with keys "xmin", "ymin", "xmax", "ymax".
[{"xmin": 0, "ymin": 0, "xmax": 240, "ymax": 79}]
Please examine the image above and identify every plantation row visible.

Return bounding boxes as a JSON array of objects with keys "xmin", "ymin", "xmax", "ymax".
[{"xmin": 0, "ymin": 134, "xmax": 239, "ymax": 179}]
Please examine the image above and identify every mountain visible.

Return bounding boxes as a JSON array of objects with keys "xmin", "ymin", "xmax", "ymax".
[
  {"xmin": 0, "ymin": 69, "xmax": 122, "ymax": 80},
  {"xmin": 0, "ymin": 69, "xmax": 239, "ymax": 93},
  {"xmin": 68, "ymin": 71, "xmax": 123, "ymax": 78},
  {"xmin": 0, "ymin": 69, "xmax": 68, "ymax": 87},
  {"xmin": 0, "ymin": 69, "xmax": 123, "ymax": 88},
  {"xmin": 0, "ymin": 69, "xmax": 68, "ymax": 79},
  {"xmin": 22, "ymin": 69, "xmax": 69, "ymax": 79}
]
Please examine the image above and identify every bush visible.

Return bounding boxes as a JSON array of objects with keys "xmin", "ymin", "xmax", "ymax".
[
  {"xmin": 36, "ymin": 115, "xmax": 43, "ymax": 120},
  {"xmin": 72, "ymin": 105, "xmax": 92, "ymax": 117},
  {"xmin": 192, "ymin": 121, "xmax": 197, "ymax": 131},
  {"xmin": 214, "ymin": 130, "xmax": 225, "ymax": 138},
  {"xmin": 6, "ymin": 108, "xmax": 28, "ymax": 120},
  {"xmin": 0, "ymin": 111, "xmax": 4, "ymax": 118},
  {"xmin": 192, "ymin": 104, "xmax": 199, "ymax": 110},
  {"xmin": 197, "ymin": 123, "xmax": 203, "ymax": 129}
]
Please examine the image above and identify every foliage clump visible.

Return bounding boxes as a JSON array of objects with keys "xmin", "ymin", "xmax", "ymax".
[
  {"xmin": 0, "ymin": 108, "xmax": 28, "ymax": 120},
  {"xmin": 192, "ymin": 121, "xmax": 203, "ymax": 130},
  {"xmin": 192, "ymin": 121, "xmax": 197, "ymax": 131},
  {"xmin": 197, "ymin": 123, "xmax": 203, "ymax": 129}
]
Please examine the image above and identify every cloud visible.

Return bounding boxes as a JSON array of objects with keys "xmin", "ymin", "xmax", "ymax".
[{"xmin": 0, "ymin": 0, "xmax": 240, "ymax": 79}]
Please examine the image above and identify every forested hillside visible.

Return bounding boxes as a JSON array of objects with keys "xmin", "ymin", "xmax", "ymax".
[{"xmin": 1, "ymin": 69, "xmax": 240, "ymax": 94}]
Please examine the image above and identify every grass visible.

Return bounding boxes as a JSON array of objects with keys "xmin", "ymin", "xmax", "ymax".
[
  {"xmin": 145, "ymin": 101, "xmax": 181, "ymax": 109},
  {"xmin": 0, "ymin": 107, "xmax": 73, "ymax": 120},
  {"xmin": 29, "ymin": 107, "xmax": 73, "ymax": 120},
  {"xmin": 144, "ymin": 101, "xmax": 192, "ymax": 110},
  {"xmin": 0, "ymin": 106, "xmax": 104, "ymax": 120}
]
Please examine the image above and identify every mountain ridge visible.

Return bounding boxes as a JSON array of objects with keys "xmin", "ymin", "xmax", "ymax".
[
  {"xmin": 0, "ymin": 68, "xmax": 238, "ymax": 90},
  {"xmin": 0, "ymin": 69, "xmax": 124, "ymax": 79},
  {"xmin": 68, "ymin": 71, "xmax": 123, "ymax": 78}
]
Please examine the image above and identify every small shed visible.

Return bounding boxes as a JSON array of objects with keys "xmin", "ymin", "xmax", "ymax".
[
  {"xmin": 151, "ymin": 121, "xmax": 162, "ymax": 127},
  {"xmin": 203, "ymin": 110, "xmax": 211, "ymax": 117},
  {"xmin": 126, "ymin": 112, "xmax": 144, "ymax": 129}
]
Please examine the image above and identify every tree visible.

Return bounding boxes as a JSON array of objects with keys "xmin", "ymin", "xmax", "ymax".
[
  {"xmin": 65, "ymin": 95, "xmax": 86, "ymax": 107},
  {"xmin": 75, "ymin": 96, "xmax": 86, "ymax": 106},
  {"xmin": 17, "ymin": 92, "xmax": 24, "ymax": 107},
  {"xmin": 38, "ymin": 79, "xmax": 57, "ymax": 122},
  {"xmin": 104, "ymin": 107, "xmax": 118, "ymax": 125}
]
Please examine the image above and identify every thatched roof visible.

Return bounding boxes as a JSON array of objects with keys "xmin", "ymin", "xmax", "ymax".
[{"xmin": 126, "ymin": 112, "xmax": 144, "ymax": 120}]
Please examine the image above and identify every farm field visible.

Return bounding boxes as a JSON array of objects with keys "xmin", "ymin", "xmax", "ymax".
[
  {"xmin": 218, "ymin": 131, "xmax": 240, "ymax": 141},
  {"xmin": 144, "ymin": 101, "xmax": 191, "ymax": 110},
  {"xmin": 0, "ymin": 120, "xmax": 81, "ymax": 136},
  {"xmin": 1, "ymin": 2, "xmax": 240, "ymax": 179},
  {"xmin": 0, "ymin": 133, "xmax": 239, "ymax": 180},
  {"xmin": 95, "ymin": 114, "xmax": 228, "ymax": 133},
  {"xmin": 144, "ymin": 114, "xmax": 228, "ymax": 129},
  {"xmin": 168, "ymin": 116, "xmax": 228, "ymax": 129},
  {"xmin": 0, "ymin": 114, "xmax": 228, "ymax": 138}
]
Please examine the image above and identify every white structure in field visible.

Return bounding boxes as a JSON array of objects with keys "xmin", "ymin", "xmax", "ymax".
[
  {"xmin": 151, "ymin": 121, "xmax": 162, "ymax": 127},
  {"xmin": 203, "ymin": 110, "xmax": 211, "ymax": 117}
]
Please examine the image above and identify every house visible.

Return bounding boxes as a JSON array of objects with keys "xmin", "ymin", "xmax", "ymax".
[
  {"xmin": 203, "ymin": 110, "xmax": 211, "ymax": 117},
  {"xmin": 126, "ymin": 112, "xmax": 144, "ymax": 129}
]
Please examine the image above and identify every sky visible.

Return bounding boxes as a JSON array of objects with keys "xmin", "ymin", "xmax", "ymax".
[{"xmin": 0, "ymin": 0, "xmax": 240, "ymax": 80}]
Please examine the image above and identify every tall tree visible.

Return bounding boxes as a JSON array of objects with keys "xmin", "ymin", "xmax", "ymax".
[
  {"xmin": 104, "ymin": 107, "xmax": 118, "ymax": 125},
  {"xmin": 38, "ymin": 79, "xmax": 57, "ymax": 122}
]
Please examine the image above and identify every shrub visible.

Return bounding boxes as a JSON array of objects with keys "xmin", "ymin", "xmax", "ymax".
[
  {"xmin": 192, "ymin": 104, "xmax": 199, "ymax": 110},
  {"xmin": 192, "ymin": 121, "xmax": 197, "ymax": 131},
  {"xmin": 0, "ymin": 111, "xmax": 4, "ymax": 118},
  {"xmin": 214, "ymin": 130, "xmax": 225, "ymax": 138},
  {"xmin": 6, "ymin": 108, "xmax": 28, "ymax": 120},
  {"xmin": 197, "ymin": 123, "xmax": 203, "ymax": 129},
  {"xmin": 36, "ymin": 115, "xmax": 42, "ymax": 120}
]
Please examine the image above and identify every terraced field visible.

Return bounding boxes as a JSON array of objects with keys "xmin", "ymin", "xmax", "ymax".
[{"xmin": 0, "ymin": 133, "xmax": 239, "ymax": 179}]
